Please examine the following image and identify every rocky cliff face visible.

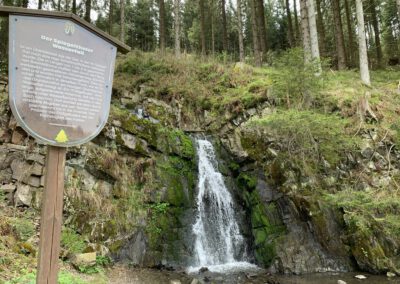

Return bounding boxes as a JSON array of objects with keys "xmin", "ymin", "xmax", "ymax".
[{"xmin": 1, "ymin": 52, "xmax": 400, "ymax": 276}]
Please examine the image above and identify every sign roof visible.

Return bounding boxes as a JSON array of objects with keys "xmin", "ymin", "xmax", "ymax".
[{"xmin": 0, "ymin": 6, "xmax": 131, "ymax": 53}]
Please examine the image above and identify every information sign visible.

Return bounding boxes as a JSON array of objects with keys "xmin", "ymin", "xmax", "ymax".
[{"xmin": 8, "ymin": 15, "xmax": 117, "ymax": 146}]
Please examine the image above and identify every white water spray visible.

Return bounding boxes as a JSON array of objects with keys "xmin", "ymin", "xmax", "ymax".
[{"xmin": 188, "ymin": 139, "xmax": 258, "ymax": 273}]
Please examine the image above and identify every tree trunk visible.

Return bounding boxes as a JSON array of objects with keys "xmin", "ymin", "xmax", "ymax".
[
  {"xmin": 174, "ymin": 0, "xmax": 181, "ymax": 58},
  {"xmin": 84, "ymin": 0, "xmax": 91, "ymax": 22},
  {"xmin": 22, "ymin": 0, "xmax": 29, "ymax": 8},
  {"xmin": 300, "ymin": 0, "xmax": 311, "ymax": 62},
  {"xmin": 315, "ymin": 0, "xmax": 326, "ymax": 56},
  {"xmin": 255, "ymin": 0, "xmax": 267, "ymax": 53},
  {"xmin": 221, "ymin": 0, "xmax": 228, "ymax": 51},
  {"xmin": 65, "ymin": 0, "xmax": 69, "ymax": 11},
  {"xmin": 237, "ymin": 0, "xmax": 245, "ymax": 61},
  {"xmin": 285, "ymin": 0, "xmax": 295, "ymax": 47},
  {"xmin": 72, "ymin": 0, "xmax": 77, "ymax": 14},
  {"xmin": 120, "ymin": 0, "xmax": 125, "ymax": 42},
  {"xmin": 199, "ymin": 0, "xmax": 206, "ymax": 56},
  {"xmin": 38, "ymin": 0, "xmax": 43, "ymax": 9},
  {"xmin": 397, "ymin": 0, "xmax": 400, "ymax": 23},
  {"xmin": 332, "ymin": 0, "xmax": 347, "ymax": 70},
  {"xmin": 250, "ymin": 0, "xmax": 262, "ymax": 66},
  {"xmin": 159, "ymin": 0, "xmax": 166, "ymax": 53},
  {"xmin": 294, "ymin": 0, "xmax": 300, "ymax": 45},
  {"xmin": 109, "ymin": 0, "xmax": 113, "ymax": 35},
  {"xmin": 369, "ymin": 0, "xmax": 383, "ymax": 68},
  {"xmin": 57, "ymin": 0, "xmax": 61, "ymax": 11},
  {"xmin": 211, "ymin": 0, "xmax": 215, "ymax": 55},
  {"xmin": 307, "ymin": 0, "xmax": 321, "ymax": 72},
  {"xmin": 344, "ymin": 0, "xmax": 355, "ymax": 66},
  {"xmin": 355, "ymin": 0, "xmax": 370, "ymax": 86}
]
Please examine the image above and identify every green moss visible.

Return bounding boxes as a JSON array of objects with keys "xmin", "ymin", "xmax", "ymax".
[
  {"xmin": 246, "ymin": 190, "xmax": 286, "ymax": 267},
  {"xmin": 156, "ymin": 128, "xmax": 195, "ymax": 159},
  {"xmin": 237, "ymin": 173, "xmax": 257, "ymax": 190}
]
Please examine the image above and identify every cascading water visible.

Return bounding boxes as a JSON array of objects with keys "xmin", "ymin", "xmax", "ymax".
[{"xmin": 188, "ymin": 139, "xmax": 258, "ymax": 273}]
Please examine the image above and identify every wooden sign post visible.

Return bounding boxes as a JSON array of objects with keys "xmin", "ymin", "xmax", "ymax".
[
  {"xmin": 37, "ymin": 147, "xmax": 66, "ymax": 283},
  {"xmin": 0, "ymin": 6, "xmax": 130, "ymax": 283}
]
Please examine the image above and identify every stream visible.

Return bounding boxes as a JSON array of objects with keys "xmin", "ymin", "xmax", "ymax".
[{"xmin": 107, "ymin": 266, "xmax": 400, "ymax": 284}]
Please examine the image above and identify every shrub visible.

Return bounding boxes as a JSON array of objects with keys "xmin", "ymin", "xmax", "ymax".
[
  {"xmin": 12, "ymin": 218, "xmax": 35, "ymax": 242},
  {"xmin": 61, "ymin": 227, "xmax": 86, "ymax": 254},
  {"xmin": 271, "ymin": 48, "xmax": 325, "ymax": 108}
]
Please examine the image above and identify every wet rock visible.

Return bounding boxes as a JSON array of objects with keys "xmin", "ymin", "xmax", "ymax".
[
  {"xmin": 337, "ymin": 280, "xmax": 347, "ymax": 284},
  {"xmin": 387, "ymin": 272, "xmax": 396, "ymax": 277},
  {"xmin": 190, "ymin": 279, "xmax": 200, "ymax": 284},
  {"xmin": 198, "ymin": 267, "xmax": 208, "ymax": 273},
  {"xmin": 115, "ymin": 230, "xmax": 147, "ymax": 265},
  {"xmin": 71, "ymin": 252, "xmax": 97, "ymax": 268},
  {"xmin": 169, "ymin": 280, "xmax": 181, "ymax": 284},
  {"xmin": 14, "ymin": 183, "xmax": 32, "ymax": 206},
  {"xmin": 355, "ymin": 275, "xmax": 367, "ymax": 279}
]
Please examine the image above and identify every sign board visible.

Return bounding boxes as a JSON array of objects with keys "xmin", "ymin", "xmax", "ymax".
[{"xmin": 8, "ymin": 15, "xmax": 117, "ymax": 147}]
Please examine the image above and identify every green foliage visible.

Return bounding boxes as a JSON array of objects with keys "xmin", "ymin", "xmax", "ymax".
[
  {"xmin": 247, "ymin": 110, "xmax": 359, "ymax": 172},
  {"xmin": 95, "ymin": 256, "xmax": 112, "ymax": 267},
  {"xmin": 237, "ymin": 173, "xmax": 257, "ymax": 190},
  {"xmin": 11, "ymin": 218, "xmax": 35, "ymax": 242},
  {"xmin": 146, "ymin": 202, "xmax": 170, "ymax": 244},
  {"xmin": 270, "ymin": 48, "xmax": 325, "ymax": 107},
  {"xmin": 117, "ymin": 51, "xmax": 175, "ymax": 76},
  {"xmin": 7, "ymin": 271, "xmax": 87, "ymax": 284},
  {"xmin": 61, "ymin": 227, "xmax": 86, "ymax": 254}
]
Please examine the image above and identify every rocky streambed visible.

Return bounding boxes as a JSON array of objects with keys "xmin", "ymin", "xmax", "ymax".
[{"xmin": 106, "ymin": 265, "xmax": 400, "ymax": 284}]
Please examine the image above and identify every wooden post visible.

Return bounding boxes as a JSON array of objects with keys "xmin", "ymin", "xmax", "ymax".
[{"xmin": 36, "ymin": 146, "xmax": 66, "ymax": 284}]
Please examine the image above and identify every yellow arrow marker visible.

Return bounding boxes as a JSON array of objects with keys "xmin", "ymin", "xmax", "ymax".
[{"xmin": 55, "ymin": 129, "xmax": 69, "ymax": 143}]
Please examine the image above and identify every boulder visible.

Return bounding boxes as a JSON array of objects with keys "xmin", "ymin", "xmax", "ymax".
[
  {"xmin": 71, "ymin": 252, "xmax": 97, "ymax": 268},
  {"xmin": 11, "ymin": 128, "xmax": 26, "ymax": 145},
  {"xmin": 27, "ymin": 176, "xmax": 41, "ymax": 188},
  {"xmin": 31, "ymin": 163, "xmax": 43, "ymax": 176},
  {"xmin": 121, "ymin": 133, "xmax": 137, "ymax": 150},
  {"xmin": 14, "ymin": 184, "xmax": 32, "ymax": 206},
  {"xmin": 26, "ymin": 153, "xmax": 45, "ymax": 165},
  {"xmin": 0, "ymin": 183, "xmax": 16, "ymax": 193},
  {"xmin": 79, "ymin": 169, "xmax": 96, "ymax": 191},
  {"xmin": 11, "ymin": 159, "xmax": 30, "ymax": 181}
]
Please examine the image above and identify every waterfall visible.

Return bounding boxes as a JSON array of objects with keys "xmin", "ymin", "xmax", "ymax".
[{"xmin": 188, "ymin": 139, "xmax": 258, "ymax": 273}]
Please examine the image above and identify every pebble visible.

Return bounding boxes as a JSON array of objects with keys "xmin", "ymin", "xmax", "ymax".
[
  {"xmin": 337, "ymin": 280, "xmax": 347, "ymax": 284},
  {"xmin": 355, "ymin": 275, "xmax": 367, "ymax": 279}
]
